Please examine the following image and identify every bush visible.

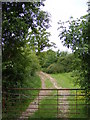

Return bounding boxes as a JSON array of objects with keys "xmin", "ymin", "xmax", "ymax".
[
  {"xmin": 3, "ymin": 49, "xmax": 40, "ymax": 89},
  {"xmin": 46, "ymin": 63, "xmax": 65, "ymax": 74}
]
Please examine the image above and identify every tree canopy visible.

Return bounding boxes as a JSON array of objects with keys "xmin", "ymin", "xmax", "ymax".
[
  {"xmin": 2, "ymin": 1, "xmax": 52, "ymax": 89},
  {"xmin": 58, "ymin": 15, "xmax": 90, "ymax": 90}
]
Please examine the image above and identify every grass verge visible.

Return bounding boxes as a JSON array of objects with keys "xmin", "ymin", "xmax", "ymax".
[
  {"xmin": 51, "ymin": 72, "xmax": 79, "ymax": 88},
  {"xmin": 51, "ymin": 72, "xmax": 88, "ymax": 118},
  {"xmin": 2, "ymin": 74, "xmax": 41, "ymax": 120}
]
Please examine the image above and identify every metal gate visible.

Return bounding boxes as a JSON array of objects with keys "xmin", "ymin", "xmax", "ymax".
[{"xmin": 2, "ymin": 88, "xmax": 90, "ymax": 119}]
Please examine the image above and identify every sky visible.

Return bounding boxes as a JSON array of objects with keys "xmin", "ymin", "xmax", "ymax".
[{"xmin": 41, "ymin": 0, "xmax": 88, "ymax": 53}]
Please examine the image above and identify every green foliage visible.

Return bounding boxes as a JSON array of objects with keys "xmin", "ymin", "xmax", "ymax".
[
  {"xmin": 44, "ymin": 50, "xmax": 57, "ymax": 67},
  {"xmin": 2, "ymin": 48, "xmax": 40, "ymax": 89},
  {"xmin": 42, "ymin": 51, "xmax": 77, "ymax": 74},
  {"xmin": 58, "ymin": 16, "xmax": 90, "ymax": 115},
  {"xmin": 23, "ymin": 46, "xmax": 40, "ymax": 76},
  {"xmin": 46, "ymin": 63, "xmax": 60, "ymax": 74},
  {"xmin": 2, "ymin": 2, "xmax": 51, "ymax": 89},
  {"xmin": 2, "ymin": 74, "xmax": 41, "ymax": 120},
  {"xmin": 58, "ymin": 15, "xmax": 88, "ymax": 53},
  {"xmin": 57, "ymin": 53, "xmax": 74, "ymax": 72},
  {"xmin": 38, "ymin": 51, "xmax": 47, "ymax": 67},
  {"xmin": 40, "ymin": 49, "xmax": 57, "ymax": 68},
  {"xmin": 58, "ymin": 15, "xmax": 90, "ymax": 89},
  {"xmin": 28, "ymin": 30, "xmax": 56, "ymax": 55}
]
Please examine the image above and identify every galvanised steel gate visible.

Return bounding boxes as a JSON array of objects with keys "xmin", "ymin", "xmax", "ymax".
[{"xmin": 2, "ymin": 88, "xmax": 90, "ymax": 119}]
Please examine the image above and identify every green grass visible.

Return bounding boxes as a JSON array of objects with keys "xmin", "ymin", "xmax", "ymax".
[
  {"xmin": 28, "ymin": 74, "xmax": 58, "ymax": 119},
  {"xmin": 28, "ymin": 72, "xmax": 80, "ymax": 119},
  {"xmin": 45, "ymin": 78, "xmax": 54, "ymax": 88},
  {"xmin": 2, "ymin": 74, "xmax": 41, "ymax": 120},
  {"xmin": 3, "ymin": 72, "xmax": 88, "ymax": 119},
  {"xmin": 51, "ymin": 72, "xmax": 79, "ymax": 88},
  {"xmin": 51, "ymin": 72, "xmax": 88, "ymax": 118}
]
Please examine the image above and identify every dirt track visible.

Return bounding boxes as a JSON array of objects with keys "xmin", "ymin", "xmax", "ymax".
[
  {"xmin": 18, "ymin": 71, "xmax": 69, "ymax": 119},
  {"xmin": 39, "ymin": 72, "xmax": 70, "ymax": 119}
]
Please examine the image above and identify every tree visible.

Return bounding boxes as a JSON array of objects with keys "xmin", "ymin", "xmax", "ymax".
[
  {"xmin": 27, "ymin": 30, "xmax": 56, "ymax": 55},
  {"xmin": 42, "ymin": 49, "xmax": 57, "ymax": 68},
  {"xmin": 58, "ymin": 16, "xmax": 90, "ymax": 117},
  {"xmin": 2, "ymin": 2, "xmax": 50, "ymax": 61},
  {"xmin": 58, "ymin": 16, "xmax": 88, "ymax": 53},
  {"xmin": 2, "ymin": 2, "xmax": 50, "ymax": 88},
  {"xmin": 58, "ymin": 15, "xmax": 90, "ymax": 89},
  {"xmin": 40, "ymin": 50, "xmax": 75, "ymax": 74}
]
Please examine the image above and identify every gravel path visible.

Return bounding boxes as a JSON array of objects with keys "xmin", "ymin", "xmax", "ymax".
[{"xmin": 18, "ymin": 71, "xmax": 69, "ymax": 119}]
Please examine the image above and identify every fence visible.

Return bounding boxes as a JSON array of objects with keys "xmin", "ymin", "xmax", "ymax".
[{"xmin": 2, "ymin": 88, "xmax": 90, "ymax": 119}]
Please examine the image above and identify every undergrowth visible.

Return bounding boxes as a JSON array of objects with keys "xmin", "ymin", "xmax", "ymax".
[{"xmin": 2, "ymin": 74, "xmax": 41, "ymax": 120}]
